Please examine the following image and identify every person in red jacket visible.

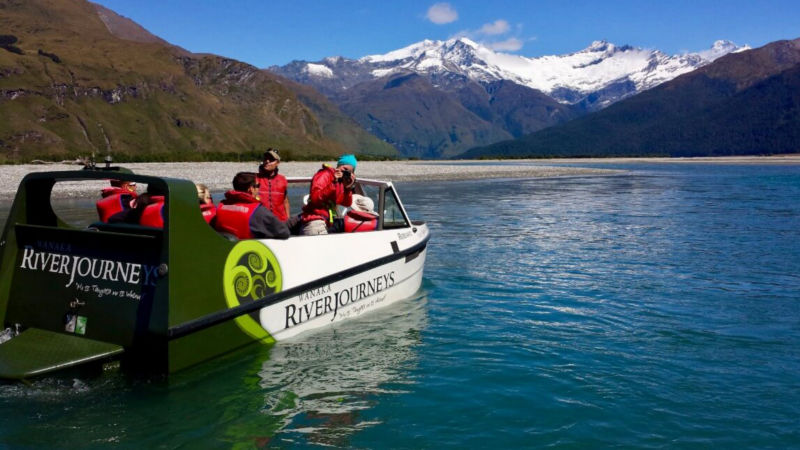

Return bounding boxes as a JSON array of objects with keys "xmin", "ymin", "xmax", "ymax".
[
  {"xmin": 257, "ymin": 148, "xmax": 290, "ymax": 222},
  {"xmin": 214, "ymin": 172, "xmax": 289, "ymax": 240},
  {"xmin": 300, "ymin": 154, "xmax": 357, "ymax": 235},
  {"xmin": 196, "ymin": 183, "xmax": 216, "ymax": 224},
  {"xmin": 96, "ymin": 179, "xmax": 137, "ymax": 222}
]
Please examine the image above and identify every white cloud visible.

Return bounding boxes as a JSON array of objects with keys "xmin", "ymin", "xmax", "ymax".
[
  {"xmin": 450, "ymin": 19, "xmax": 526, "ymax": 52},
  {"xmin": 479, "ymin": 20, "xmax": 510, "ymax": 36},
  {"xmin": 487, "ymin": 37, "xmax": 524, "ymax": 52},
  {"xmin": 426, "ymin": 3, "xmax": 458, "ymax": 24}
]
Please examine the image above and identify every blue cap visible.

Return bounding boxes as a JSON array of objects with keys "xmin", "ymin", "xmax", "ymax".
[{"xmin": 337, "ymin": 154, "xmax": 357, "ymax": 170}]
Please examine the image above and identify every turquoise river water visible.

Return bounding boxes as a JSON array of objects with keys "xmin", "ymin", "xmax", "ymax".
[{"xmin": 1, "ymin": 162, "xmax": 799, "ymax": 448}]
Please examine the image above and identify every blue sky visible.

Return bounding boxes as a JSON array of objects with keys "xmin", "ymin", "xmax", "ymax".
[{"xmin": 92, "ymin": 0, "xmax": 800, "ymax": 68}]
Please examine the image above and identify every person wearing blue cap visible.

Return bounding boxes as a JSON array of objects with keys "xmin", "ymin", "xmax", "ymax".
[{"xmin": 300, "ymin": 154, "xmax": 358, "ymax": 235}]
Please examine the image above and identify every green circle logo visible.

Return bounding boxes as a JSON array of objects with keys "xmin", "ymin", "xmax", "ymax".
[{"xmin": 223, "ymin": 240, "xmax": 282, "ymax": 342}]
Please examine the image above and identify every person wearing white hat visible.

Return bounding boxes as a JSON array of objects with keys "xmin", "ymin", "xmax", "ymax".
[{"xmin": 343, "ymin": 194, "xmax": 378, "ymax": 232}]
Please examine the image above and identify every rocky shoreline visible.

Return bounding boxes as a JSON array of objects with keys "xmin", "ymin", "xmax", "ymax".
[
  {"xmin": 0, "ymin": 160, "xmax": 620, "ymax": 198},
  {"xmin": 1, "ymin": 155, "xmax": 798, "ymax": 198}
]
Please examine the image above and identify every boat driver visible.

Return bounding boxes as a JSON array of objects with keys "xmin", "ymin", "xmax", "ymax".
[
  {"xmin": 257, "ymin": 148, "xmax": 290, "ymax": 222},
  {"xmin": 300, "ymin": 154, "xmax": 357, "ymax": 235}
]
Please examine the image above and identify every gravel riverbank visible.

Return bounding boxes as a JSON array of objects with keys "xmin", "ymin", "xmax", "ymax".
[
  {"xmin": 2, "ymin": 155, "xmax": 797, "ymax": 198},
  {"xmin": 0, "ymin": 160, "xmax": 619, "ymax": 198}
]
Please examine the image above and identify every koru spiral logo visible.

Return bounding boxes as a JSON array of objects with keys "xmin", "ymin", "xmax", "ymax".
[{"xmin": 223, "ymin": 241, "xmax": 282, "ymax": 341}]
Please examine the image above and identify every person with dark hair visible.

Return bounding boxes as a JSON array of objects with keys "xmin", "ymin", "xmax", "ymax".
[
  {"xmin": 257, "ymin": 148, "xmax": 290, "ymax": 222},
  {"xmin": 96, "ymin": 179, "xmax": 137, "ymax": 222},
  {"xmin": 108, "ymin": 183, "xmax": 165, "ymax": 228},
  {"xmin": 301, "ymin": 154, "xmax": 357, "ymax": 235},
  {"xmin": 214, "ymin": 172, "xmax": 289, "ymax": 240}
]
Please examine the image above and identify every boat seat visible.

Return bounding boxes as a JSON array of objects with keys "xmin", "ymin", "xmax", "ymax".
[{"xmin": 217, "ymin": 232, "xmax": 238, "ymax": 242}]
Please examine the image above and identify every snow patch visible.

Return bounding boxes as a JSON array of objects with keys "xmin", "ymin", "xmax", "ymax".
[{"xmin": 304, "ymin": 63, "xmax": 334, "ymax": 78}]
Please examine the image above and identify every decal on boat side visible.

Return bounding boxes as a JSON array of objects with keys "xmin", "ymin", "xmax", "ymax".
[
  {"xmin": 223, "ymin": 240, "xmax": 282, "ymax": 342},
  {"xmin": 284, "ymin": 271, "xmax": 396, "ymax": 329},
  {"xmin": 18, "ymin": 246, "xmax": 159, "ymax": 290}
]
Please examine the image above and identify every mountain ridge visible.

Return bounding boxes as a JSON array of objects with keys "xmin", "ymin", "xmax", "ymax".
[
  {"xmin": 270, "ymin": 37, "xmax": 747, "ymax": 158},
  {"xmin": 271, "ymin": 37, "xmax": 747, "ymax": 109},
  {"xmin": 459, "ymin": 38, "xmax": 800, "ymax": 159}
]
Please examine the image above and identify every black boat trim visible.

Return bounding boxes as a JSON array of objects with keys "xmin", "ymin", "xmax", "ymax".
[
  {"xmin": 167, "ymin": 234, "xmax": 429, "ymax": 340},
  {"xmin": 405, "ymin": 248, "xmax": 423, "ymax": 263}
]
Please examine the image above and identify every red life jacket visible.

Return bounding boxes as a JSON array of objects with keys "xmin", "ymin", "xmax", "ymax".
[
  {"xmin": 214, "ymin": 191, "xmax": 261, "ymax": 239},
  {"xmin": 257, "ymin": 172, "xmax": 288, "ymax": 221},
  {"xmin": 344, "ymin": 210, "xmax": 378, "ymax": 232},
  {"xmin": 96, "ymin": 187, "xmax": 137, "ymax": 223},
  {"xmin": 200, "ymin": 203, "xmax": 216, "ymax": 224},
  {"xmin": 139, "ymin": 196, "xmax": 165, "ymax": 228}
]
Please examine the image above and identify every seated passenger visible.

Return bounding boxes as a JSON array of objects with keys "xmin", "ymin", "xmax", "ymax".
[
  {"xmin": 344, "ymin": 194, "xmax": 378, "ymax": 232},
  {"xmin": 108, "ymin": 185, "xmax": 165, "ymax": 228},
  {"xmin": 214, "ymin": 172, "xmax": 289, "ymax": 240},
  {"xmin": 197, "ymin": 183, "xmax": 216, "ymax": 224},
  {"xmin": 96, "ymin": 179, "xmax": 137, "ymax": 222}
]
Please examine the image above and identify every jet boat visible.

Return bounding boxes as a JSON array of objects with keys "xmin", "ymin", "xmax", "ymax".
[{"xmin": 0, "ymin": 166, "xmax": 429, "ymax": 380}]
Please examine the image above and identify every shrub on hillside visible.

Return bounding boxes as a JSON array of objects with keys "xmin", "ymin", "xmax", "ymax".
[
  {"xmin": 0, "ymin": 35, "xmax": 17, "ymax": 46},
  {"xmin": 38, "ymin": 49, "xmax": 61, "ymax": 63},
  {"xmin": 0, "ymin": 34, "xmax": 24, "ymax": 55}
]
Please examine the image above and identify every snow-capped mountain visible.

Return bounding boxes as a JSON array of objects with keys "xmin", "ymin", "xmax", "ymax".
[
  {"xmin": 272, "ymin": 38, "xmax": 748, "ymax": 108},
  {"xmin": 269, "ymin": 38, "xmax": 749, "ymax": 158}
]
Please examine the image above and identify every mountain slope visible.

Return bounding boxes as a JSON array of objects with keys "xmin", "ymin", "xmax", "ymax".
[
  {"xmin": 336, "ymin": 72, "xmax": 512, "ymax": 158},
  {"xmin": 459, "ymin": 39, "xmax": 800, "ymax": 158},
  {"xmin": 279, "ymin": 78, "xmax": 398, "ymax": 158},
  {"xmin": 0, "ymin": 0, "xmax": 393, "ymax": 162}
]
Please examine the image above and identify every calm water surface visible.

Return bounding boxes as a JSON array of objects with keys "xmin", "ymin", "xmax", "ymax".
[{"xmin": 1, "ymin": 163, "xmax": 799, "ymax": 448}]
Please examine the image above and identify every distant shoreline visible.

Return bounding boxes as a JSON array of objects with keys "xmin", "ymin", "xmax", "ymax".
[{"xmin": 1, "ymin": 155, "xmax": 798, "ymax": 198}]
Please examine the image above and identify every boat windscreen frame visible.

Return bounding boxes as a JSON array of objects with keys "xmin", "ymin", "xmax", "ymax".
[{"xmin": 284, "ymin": 177, "xmax": 413, "ymax": 231}]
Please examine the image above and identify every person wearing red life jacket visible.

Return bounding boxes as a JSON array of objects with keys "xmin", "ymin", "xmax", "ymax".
[
  {"xmin": 256, "ymin": 148, "xmax": 289, "ymax": 222},
  {"xmin": 108, "ymin": 185, "xmax": 165, "ymax": 228},
  {"xmin": 344, "ymin": 194, "xmax": 378, "ymax": 232},
  {"xmin": 139, "ymin": 195, "xmax": 165, "ymax": 228},
  {"xmin": 301, "ymin": 154, "xmax": 357, "ymax": 235},
  {"xmin": 96, "ymin": 179, "xmax": 137, "ymax": 222},
  {"xmin": 214, "ymin": 172, "xmax": 290, "ymax": 240},
  {"xmin": 196, "ymin": 183, "xmax": 216, "ymax": 224}
]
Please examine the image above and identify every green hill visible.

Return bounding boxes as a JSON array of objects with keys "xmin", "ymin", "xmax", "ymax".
[{"xmin": 0, "ymin": 0, "xmax": 395, "ymax": 162}]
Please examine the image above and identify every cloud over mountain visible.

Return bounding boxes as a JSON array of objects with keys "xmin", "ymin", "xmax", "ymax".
[{"xmin": 426, "ymin": 3, "xmax": 458, "ymax": 24}]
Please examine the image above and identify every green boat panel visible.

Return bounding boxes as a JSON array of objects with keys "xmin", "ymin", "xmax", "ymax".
[{"xmin": 0, "ymin": 328, "xmax": 123, "ymax": 380}]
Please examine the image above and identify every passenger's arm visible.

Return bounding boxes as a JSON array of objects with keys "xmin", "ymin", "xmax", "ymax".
[
  {"xmin": 250, "ymin": 207, "xmax": 290, "ymax": 239},
  {"xmin": 308, "ymin": 171, "xmax": 335, "ymax": 207}
]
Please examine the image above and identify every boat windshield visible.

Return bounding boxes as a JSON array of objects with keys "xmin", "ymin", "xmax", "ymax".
[{"xmin": 382, "ymin": 188, "xmax": 409, "ymax": 229}]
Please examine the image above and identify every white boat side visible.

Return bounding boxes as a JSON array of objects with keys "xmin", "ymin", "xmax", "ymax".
[{"xmin": 224, "ymin": 177, "xmax": 429, "ymax": 341}]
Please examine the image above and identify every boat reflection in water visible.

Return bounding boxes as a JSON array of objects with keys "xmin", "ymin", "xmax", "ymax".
[{"xmin": 250, "ymin": 291, "xmax": 428, "ymax": 447}]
